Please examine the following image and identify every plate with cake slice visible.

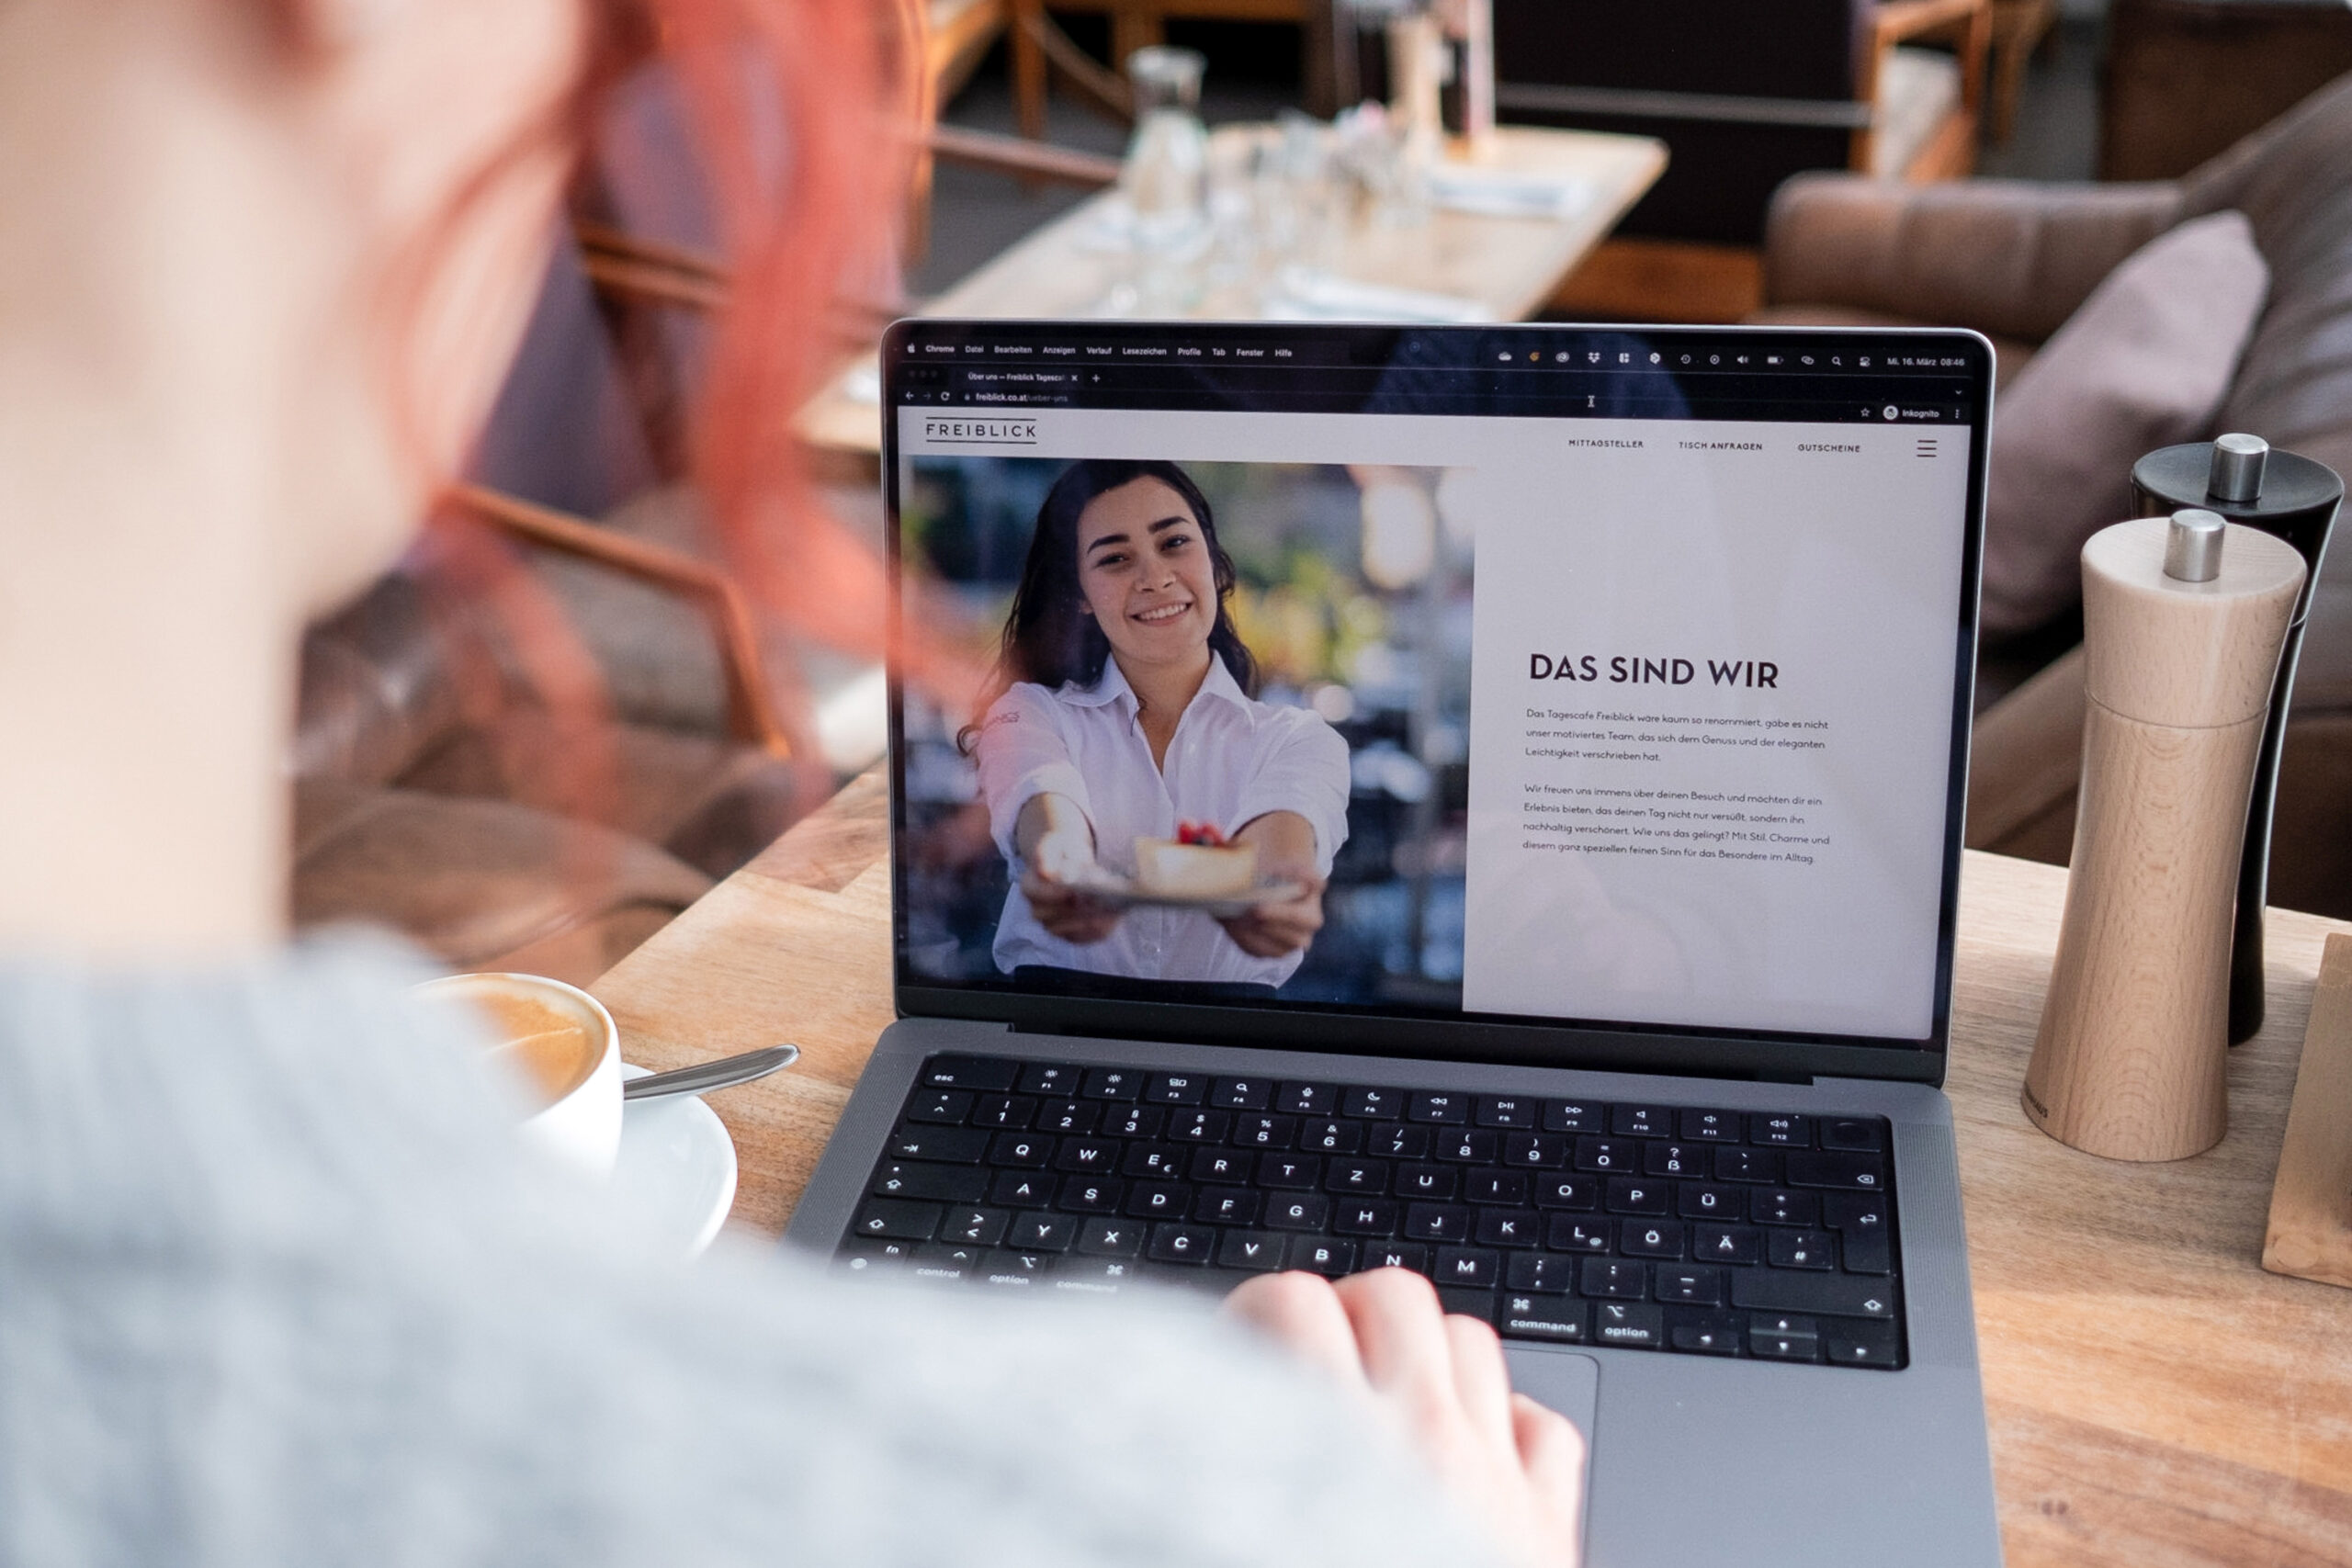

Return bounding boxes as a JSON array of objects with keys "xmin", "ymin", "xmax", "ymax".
[{"xmin": 1029, "ymin": 823, "xmax": 1304, "ymax": 917}]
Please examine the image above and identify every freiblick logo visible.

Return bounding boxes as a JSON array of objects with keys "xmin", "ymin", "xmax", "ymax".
[{"xmin": 923, "ymin": 418, "xmax": 1039, "ymax": 446}]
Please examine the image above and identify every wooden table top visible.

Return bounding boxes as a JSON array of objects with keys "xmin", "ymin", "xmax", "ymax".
[
  {"xmin": 797, "ymin": 123, "xmax": 1668, "ymax": 454},
  {"xmin": 592, "ymin": 770, "xmax": 2352, "ymax": 1566}
]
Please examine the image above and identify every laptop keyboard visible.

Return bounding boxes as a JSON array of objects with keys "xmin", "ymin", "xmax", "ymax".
[{"xmin": 835, "ymin": 1054, "xmax": 1905, "ymax": 1370}]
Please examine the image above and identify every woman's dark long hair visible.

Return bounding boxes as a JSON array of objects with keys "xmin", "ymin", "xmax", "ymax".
[{"xmin": 960, "ymin": 460, "xmax": 1257, "ymax": 752}]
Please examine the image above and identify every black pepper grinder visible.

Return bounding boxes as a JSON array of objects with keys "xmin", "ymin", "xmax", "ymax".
[{"xmin": 2132, "ymin": 434, "xmax": 2343, "ymax": 1043}]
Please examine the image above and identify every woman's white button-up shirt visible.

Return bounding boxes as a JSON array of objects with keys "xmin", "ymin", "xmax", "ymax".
[{"xmin": 975, "ymin": 655, "xmax": 1351, "ymax": 987}]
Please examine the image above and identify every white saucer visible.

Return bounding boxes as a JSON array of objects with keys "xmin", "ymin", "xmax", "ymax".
[{"xmin": 614, "ymin": 1064, "xmax": 739, "ymax": 1258}]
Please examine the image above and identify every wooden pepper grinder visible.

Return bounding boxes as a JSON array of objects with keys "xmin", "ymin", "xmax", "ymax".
[{"xmin": 2024, "ymin": 511, "xmax": 2305, "ymax": 1160}]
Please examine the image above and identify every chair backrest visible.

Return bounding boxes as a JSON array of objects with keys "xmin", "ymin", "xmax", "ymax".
[{"xmin": 1488, "ymin": 0, "xmax": 1874, "ymax": 244}]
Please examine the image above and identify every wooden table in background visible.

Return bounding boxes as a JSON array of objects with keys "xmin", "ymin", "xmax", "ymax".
[
  {"xmin": 592, "ymin": 771, "xmax": 2352, "ymax": 1566},
  {"xmin": 797, "ymin": 124, "xmax": 1668, "ymax": 454}
]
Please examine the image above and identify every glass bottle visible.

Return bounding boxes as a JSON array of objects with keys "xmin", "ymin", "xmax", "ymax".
[{"xmin": 1121, "ymin": 47, "xmax": 1210, "ymax": 254}]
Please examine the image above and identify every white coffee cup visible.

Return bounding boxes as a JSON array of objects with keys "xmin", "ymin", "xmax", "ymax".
[{"xmin": 416, "ymin": 972, "xmax": 624, "ymax": 1179}]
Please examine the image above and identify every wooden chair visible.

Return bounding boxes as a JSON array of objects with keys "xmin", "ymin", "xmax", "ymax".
[{"xmin": 1986, "ymin": 0, "xmax": 2057, "ymax": 144}]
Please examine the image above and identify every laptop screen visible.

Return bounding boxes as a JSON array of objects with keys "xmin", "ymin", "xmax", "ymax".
[{"xmin": 884, "ymin": 321, "xmax": 1989, "ymax": 1066}]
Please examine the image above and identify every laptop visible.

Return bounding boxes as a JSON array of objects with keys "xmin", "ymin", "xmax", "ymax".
[{"xmin": 785, "ymin": 320, "xmax": 2004, "ymax": 1567}]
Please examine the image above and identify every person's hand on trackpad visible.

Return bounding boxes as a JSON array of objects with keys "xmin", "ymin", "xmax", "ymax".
[{"xmin": 1225, "ymin": 1269, "xmax": 1586, "ymax": 1568}]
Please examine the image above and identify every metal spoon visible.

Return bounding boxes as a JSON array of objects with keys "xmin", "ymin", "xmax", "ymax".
[{"xmin": 622, "ymin": 1044, "xmax": 799, "ymax": 1102}]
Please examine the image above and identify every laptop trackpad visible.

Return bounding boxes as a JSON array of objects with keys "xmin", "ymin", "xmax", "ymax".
[{"xmin": 1504, "ymin": 1348, "xmax": 1598, "ymax": 1546}]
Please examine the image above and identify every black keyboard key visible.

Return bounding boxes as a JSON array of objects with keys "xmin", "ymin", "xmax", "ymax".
[
  {"xmin": 1125, "ymin": 1183, "xmax": 1193, "ymax": 1220},
  {"xmin": 869, "ymin": 1161, "xmax": 988, "ymax": 1203},
  {"xmin": 1604, "ymin": 1179, "xmax": 1669, "ymax": 1216},
  {"xmin": 1548, "ymin": 1217, "xmax": 1612, "ymax": 1254},
  {"xmin": 1298, "ymin": 1119, "xmax": 1363, "ymax": 1155},
  {"xmin": 1258, "ymin": 1154, "xmax": 1320, "ymax": 1190},
  {"xmin": 853, "ymin": 1199, "xmax": 943, "ymax": 1241},
  {"xmin": 1668, "ymin": 1309, "xmax": 1742, "ymax": 1355},
  {"xmin": 1396, "ymin": 1164, "xmax": 1460, "ymax": 1201},
  {"xmin": 1210, "ymin": 1077, "xmax": 1272, "ymax": 1111},
  {"xmin": 1404, "ymin": 1202, "xmax": 1471, "ymax": 1242},
  {"xmin": 1369, "ymin": 1123, "xmax": 1431, "ymax": 1160},
  {"xmin": 1678, "ymin": 1184, "xmax": 1744, "ymax": 1220},
  {"xmin": 989, "ymin": 1171, "xmax": 1052, "ymax": 1207},
  {"xmin": 1277, "ymin": 1082, "xmax": 1339, "ymax": 1115},
  {"xmin": 1820, "ymin": 1117, "xmax": 1888, "ymax": 1153},
  {"xmin": 1343, "ymin": 1086, "xmax": 1404, "ymax": 1120},
  {"xmin": 1146, "ymin": 1072, "xmax": 1208, "ymax": 1106},
  {"xmin": 1101, "ymin": 1105, "xmax": 1164, "ymax": 1140},
  {"xmin": 1692, "ymin": 1224, "xmax": 1761, "ymax": 1265},
  {"xmin": 1436, "ymin": 1287, "xmax": 1497, "ymax": 1325},
  {"xmin": 986, "ymin": 1132, "xmax": 1053, "ymax": 1168},
  {"xmin": 1218, "ymin": 1231, "xmax": 1285, "ymax": 1269},
  {"xmin": 1574, "ymin": 1138, "xmax": 1636, "ymax": 1173},
  {"xmin": 1076, "ymin": 1216, "xmax": 1142, "ymax": 1257},
  {"xmin": 911, "ymin": 1243, "xmax": 982, "ymax": 1282},
  {"xmin": 1750, "ymin": 1189, "xmax": 1820, "ymax": 1227},
  {"xmin": 1731, "ymin": 1271, "xmax": 1895, "ymax": 1319},
  {"xmin": 1325, "ymin": 1158, "xmax": 1389, "ymax": 1195},
  {"xmin": 922, "ymin": 1055, "xmax": 1021, "ymax": 1092},
  {"xmin": 1034, "ymin": 1100, "xmax": 1101, "ymax": 1135},
  {"xmin": 1592, "ymin": 1301, "xmax": 1664, "ymax": 1348},
  {"xmin": 1333, "ymin": 1200, "xmax": 1400, "ymax": 1237},
  {"xmin": 1580, "ymin": 1258, "xmax": 1646, "ymax": 1299},
  {"xmin": 1194, "ymin": 1189, "xmax": 1260, "ymax": 1225},
  {"xmin": 1505, "ymin": 1252, "xmax": 1579, "ymax": 1293},
  {"xmin": 1057, "ymin": 1176, "xmax": 1122, "ymax": 1213},
  {"xmin": 1749, "ymin": 1314, "xmax": 1821, "ymax": 1360},
  {"xmin": 1435, "ymin": 1129, "xmax": 1500, "ymax": 1164},
  {"xmin": 1543, "ymin": 1099, "xmax": 1605, "ymax": 1134},
  {"xmin": 1642, "ymin": 1143, "xmax": 1707, "ymax": 1179},
  {"xmin": 1841, "ymin": 1227, "xmax": 1893, "ymax": 1275},
  {"xmin": 1053, "ymin": 1139, "xmax": 1120, "ymax": 1175},
  {"xmin": 1408, "ymin": 1091, "xmax": 1472, "ymax": 1124},
  {"xmin": 1655, "ymin": 1265, "xmax": 1725, "ymax": 1305},
  {"xmin": 1785, "ymin": 1151, "xmax": 1889, "ymax": 1191},
  {"xmin": 1193, "ymin": 1148, "xmax": 1252, "ymax": 1184},
  {"xmin": 1167, "ymin": 1110, "xmax": 1230, "ymax": 1143},
  {"xmin": 941, "ymin": 1207, "xmax": 1010, "ymax": 1247},
  {"xmin": 1435, "ymin": 1247, "xmax": 1501, "ymax": 1288},
  {"xmin": 1266, "ymin": 1193, "xmax": 1332, "ymax": 1231},
  {"xmin": 1768, "ymin": 1229, "xmax": 1837, "ymax": 1270},
  {"xmin": 1471, "ymin": 1204, "xmax": 1542, "ymax": 1248},
  {"xmin": 1501, "ymin": 1134, "xmax": 1568, "ymax": 1168},
  {"xmin": 976, "ymin": 1250, "xmax": 1057, "ymax": 1288},
  {"xmin": 1293, "ymin": 1238, "xmax": 1359, "ymax": 1277},
  {"xmin": 837, "ymin": 1238, "xmax": 911, "ymax": 1276},
  {"xmin": 1363, "ymin": 1242, "xmax": 1430, "ymax": 1273},
  {"xmin": 1532, "ymin": 1174, "xmax": 1600, "ymax": 1210},
  {"xmin": 1123, "ymin": 1145, "xmax": 1189, "ymax": 1182},
  {"xmin": 1007, "ymin": 1213, "xmax": 1078, "ymax": 1251},
  {"xmin": 1501, "ymin": 1296, "xmax": 1589, "ymax": 1343},
  {"xmin": 1611, "ymin": 1104, "xmax": 1673, "ymax": 1137},
  {"xmin": 906, "ymin": 1089, "xmax": 973, "ymax": 1124},
  {"xmin": 1466, "ymin": 1171, "xmax": 1531, "ymax": 1206},
  {"xmin": 1822, "ymin": 1191, "xmax": 1890, "ymax": 1231},
  {"xmin": 971, "ymin": 1094, "xmax": 1036, "ymax": 1130},
  {"xmin": 1826, "ymin": 1322, "xmax": 1902, "ymax": 1367},
  {"xmin": 1232, "ymin": 1114, "xmax": 1297, "ymax": 1150},
  {"xmin": 1148, "ymin": 1224, "xmax": 1217, "ymax": 1265},
  {"xmin": 1713, "ymin": 1145, "xmax": 1781, "ymax": 1182},
  {"xmin": 1620, "ymin": 1221, "xmax": 1685, "ymax": 1258},
  {"xmin": 1476, "ymin": 1095, "xmax": 1538, "ymax": 1129},
  {"xmin": 1019, "ymin": 1063, "xmax": 1082, "ymax": 1098},
  {"xmin": 1679, "ymin": 1108, "xmax": 1741, "ymax": 1142},
  {"xmin": 889, "ymin": 1126, "xmax": 989, "ymax": 1164},
  {"xmin": 1748, "ymin": 1112, "xmax": 1813, "ymax": 1147},
  {"xmin": 1055, "ymin": 1258, "xmax": 1143, "ymax": 1294},
  {"xmin": 1082, "ymin": 1067, "xmax": 1144, "ymax": 1101}
]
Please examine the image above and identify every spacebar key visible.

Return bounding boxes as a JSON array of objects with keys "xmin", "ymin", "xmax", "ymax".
[{"xmin": 1731, "ymin": 1270, "xmax": 1895, "ymax": 1319}]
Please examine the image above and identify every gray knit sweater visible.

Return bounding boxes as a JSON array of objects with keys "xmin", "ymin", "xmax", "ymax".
[{"xmin": 0, "ymin": 940, "xmax": 1480, "ymax": 1566}]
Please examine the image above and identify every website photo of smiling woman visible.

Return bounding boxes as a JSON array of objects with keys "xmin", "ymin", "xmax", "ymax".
[{"xmin": 963, "ymin": 459, "xmax": 1351, "ymax": 994}]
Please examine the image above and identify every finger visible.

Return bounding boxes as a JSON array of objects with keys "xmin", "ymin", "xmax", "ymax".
[
  {"xmin": 1443, "ymin": 1311, "xmax": 1516, "ymax": 1443},
  {"xmin": 1224, "ymin": 1272, "xmax": 1374, "ymax": 1393},
  {"xmin": 1333, "ymin": 1269, "xmax": 1458, "ymax": 1414}
]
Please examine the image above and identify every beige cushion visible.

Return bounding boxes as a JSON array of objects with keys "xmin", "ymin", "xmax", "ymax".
[
  {"xmin": 1870, "ymin": 48, "xmax": 1962, "ymax": 178},
  {"xmin": 1980, "ymin": 209, "xmax": 2269, "ymax": 640}
]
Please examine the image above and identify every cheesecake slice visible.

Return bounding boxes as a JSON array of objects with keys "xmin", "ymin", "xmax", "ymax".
[{"xmin": 1131, "ymin": 837, "xmax": 1259, "ymax": 898}]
